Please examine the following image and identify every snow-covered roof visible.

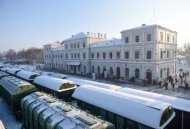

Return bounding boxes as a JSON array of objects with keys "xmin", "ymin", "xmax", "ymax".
[
  {"xmin": 34, "ymin": 75, "xmax": 76, "ymax": 92},
  {"xmin": 6, "ymin": 68, "xmax": 21, "ymax": 75},
  {"xmin": 16, "ymin": 70, "xmax": 39, "ymax": 81},
  {"xmin": 67, "ymin": 77, "xmax": 121, "ymax": 90},
  {"xmin": 64, "ymin": 32, "xmax": 88, "ymax": 42},
  {"xmin": 91, "ymin": 39, "xmax": 121, "ymax": 48},
  {"xmin": 121, "ymin": 24, "xmax": 157, "ymax": 33},
  {"xmin": 117, "ymin": 87, "xmax": 190, "ymax": 112},
  {"xmin": 72, "ymin": 85, "xmax": 175, "ymax": 129},
  {"xmin": 0, "ymin": 67, "xmax": 10, "ymax": 72},
  {"xmin": 41, "ymin": 72, "xmax": 68, "ymax": 79}
]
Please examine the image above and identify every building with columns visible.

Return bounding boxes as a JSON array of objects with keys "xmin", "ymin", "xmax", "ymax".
[{"xmin": 44, "ymin": 24, "xmax": 177, "ymax": 83}]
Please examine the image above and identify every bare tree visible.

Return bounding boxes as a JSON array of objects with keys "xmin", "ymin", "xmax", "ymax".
[
  {"xmin": 6, "ymin": 49, "xmax": 17, "ymax": 61},
  {"xmin": 25, "ymin": 47, "xmax": 44, "ymax": 64}
]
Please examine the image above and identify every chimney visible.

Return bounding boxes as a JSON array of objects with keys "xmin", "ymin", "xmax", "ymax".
[{"xmin": 142, "ymin": 24, "xmax": 146, "ymax": 26}]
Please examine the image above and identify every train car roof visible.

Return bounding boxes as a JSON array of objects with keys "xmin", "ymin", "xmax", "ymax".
[
  {"xmin": 24, "ymin": 92, "xmax": 113, "ymax": 129},
  {"xmin": 33, "ymin": 75, "xmax": 76, "ymax": 92},
  {"xmin": 73, "ymin": 85, "xmax": 174, "ymax": 129},
  {"xmin": 0, "ymin": 67, "xmax": 10, "ymax": 72},
  {"xmin": 41, "ymin": 72, "xmax": 68, "ymax": 79},
  {"xmin": 118, "ymin": 87, "xmax": 190, "ymax": 112},
  {"xmin": 0, "ymin": 71, "xmax": 9, "ymax": 78},
  {"xmin": 6, "ymin": 68, "xmax": 21, "ymax": 75},
  {"xmin": 0, "ymin": 76, "xmax": 35, "ymax": 94},
  {"xmin": 68, "ymin": 77, "xmax": 121, "ymax": 90},
  {"xmin": 16, "ymin": 70, "xmax": 39, "ymax": 80}
]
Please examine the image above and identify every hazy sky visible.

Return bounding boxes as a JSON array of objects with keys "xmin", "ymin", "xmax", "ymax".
[{"xmin": 0, "ymin": 0, "xmax": 190, "ymax": 52}]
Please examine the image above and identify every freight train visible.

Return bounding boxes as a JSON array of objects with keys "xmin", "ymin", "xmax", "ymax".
[{"xmin": 1, "ymin": 66, "xmax": 190, "ymax": 129}]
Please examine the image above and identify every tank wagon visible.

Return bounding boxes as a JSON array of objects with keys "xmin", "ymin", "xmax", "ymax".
[
  {"xmin": 73, "ymin": 85, "xmax": 175, "ymax": 129},
  {"xmin": 16, "ymin": 70, "xmax": 39, "ymax": 83},
  {"xmin": 0, "ymin": 76, "xmax": 37, "ymax": 118},
  {"xmin": 117, "ymin": 87, "xmax": 190, "ymax": 129},
  {"xmin": 21, "ymin": 92, "xmax": 115, "ymax": 129},
  {"xmin": 33, "ymin": 75, "xmax": 77, "ymax": 100}
]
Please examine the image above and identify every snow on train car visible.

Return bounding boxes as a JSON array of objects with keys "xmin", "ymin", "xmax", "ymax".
[
  {"xmin": 21, "ymin": 92, "xmax": 115, "ymax": 129},
  {"xmin": 73, "ymin": 85, "xmax": 175, "ymax": 129}
]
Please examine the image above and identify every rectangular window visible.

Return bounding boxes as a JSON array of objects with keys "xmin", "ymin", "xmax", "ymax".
[
  {"xmin": 160, "ymin": 32, "xmax": 163, "ymax": 41},
  {"xmin": 66, "ymin": 54, "xmax": 68, "ymax": 59},
  {"xmin": 83, "ymin": 43, "xmax": 86, "ymax": 48},
  {"xmin": 147, "ymin": 51, "xmax": 151, "ymax": 59},
  {"xmin": 135, "ymin": 36, "xmax": 139, "ymax": 42},
  {"xmin": 103, "ymin": 52, "xmax": 106, "ymax": 59},
  {"xmin": 83, "ymin": 53, "xmax": 86, "ymax": 59},
  {"xmin": 65, "ymin": 44, "xmax": 67, "ymax": 49},
  {"xmin": 167, "ymin": 51, "xmax": 169, "ymax": 58},
  {"xmin": 125, "ymin": 37, "xmax": 129, "ymax": 43},
  {"xmin": 71, "ymin": 44, "xmax": 73, "ymax": 49},
  {"xmin": 91, "ymin": 53, "xmax": 94, "ymax": 59},
  {"xmin": 78, "ymin": 53, "xmax": 80, "ymax": 58},
  {"xmin": 125, "ymin": 52, "xmax": 129, "ymax": 59},
  {"xmin": 160, "ymin": 51, "xmax": 163, "ymax": 58},
  {"xmin": 167, "ymin": 34, "xmax": 170, "ymax": 42},
  {"xmin": 74, "ymin": 53, "xmax": 76, "ymax": 58},
  {"xmin": 97, "ymin": 53, "xmax": 99, "ymax": 58},
  {"xmin": 116, "ymin": 52, "xmax": 120, "ymax": 59},
  {"xmin": 78, "ymin": 44, "xmax": 79, "ymax": 48},
  {"xmin": 172, "ymin": 35, "xmax": 175, "ymax": 43},
  {"xmin": 109, "ymin": 52, "xmax": 112, "ymax": 59},
  {"xmin": 147, "ymin": 34, "xmax": 151, "ymax": 41},
  {"xmin": 135, "ymin": 51, "xmax": 139, "ymax": 59},
  {"xmin": 71, "ymin": 54, "xmax": 73, "ymax": 59}
]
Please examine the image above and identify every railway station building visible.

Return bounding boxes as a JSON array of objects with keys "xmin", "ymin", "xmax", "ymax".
[{"xmin": 44, "ymin": 24, "xmax": 177, "ymax": 83}]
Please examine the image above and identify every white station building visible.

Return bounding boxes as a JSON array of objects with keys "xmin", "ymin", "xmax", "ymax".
[{"xmin": 44, "ymin": 24, "xmax": 177, "ymax": 83}]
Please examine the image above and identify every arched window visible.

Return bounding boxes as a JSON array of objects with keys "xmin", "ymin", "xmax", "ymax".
[
  {"xmin": 110, "ymin": 67, "xmax": 113, "ymax": 76},
  {"xmin": 135, "ymin": 68, "xmax": 140, "ymax": 79},
  {"xmin": 125, "ymin": 68, "xmax": 129, "ymax": 78}
]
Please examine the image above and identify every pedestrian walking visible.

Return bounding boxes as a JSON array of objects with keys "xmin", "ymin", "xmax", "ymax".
[
  {"xmin": 171, "ymin": 82, "xmax": 175, "ymax": 91},
  {"xmin": 165, "ymin": 81, "xmax": 168, "ymax": 90}
]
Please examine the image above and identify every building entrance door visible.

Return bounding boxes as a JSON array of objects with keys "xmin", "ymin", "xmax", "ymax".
[
  {"xmin": 146, "ymin": 69, "xmax": 152, "ymax": 84},
  {"xmin": 116, "ymin": 67, "xmax": 120, "ymax": 79}
]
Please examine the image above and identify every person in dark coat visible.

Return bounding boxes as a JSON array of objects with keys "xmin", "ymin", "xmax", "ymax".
[
  {"xmin": 165, "ymin": 81, "xmax": 168, "ymax": 90},
  {"xmin": 172, "ymin": 82, "xmax": 175, "ymax": 91}
]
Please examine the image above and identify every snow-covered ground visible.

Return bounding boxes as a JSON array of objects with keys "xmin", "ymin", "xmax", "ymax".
[{"xmin": 0, "ymin": 98, "xmax": 22, "ymax": 129}]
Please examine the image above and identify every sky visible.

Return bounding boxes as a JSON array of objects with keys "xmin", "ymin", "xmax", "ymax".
[{"xmin": 0, "ymin": 0, "xmax": 190, "ymax": 52}]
